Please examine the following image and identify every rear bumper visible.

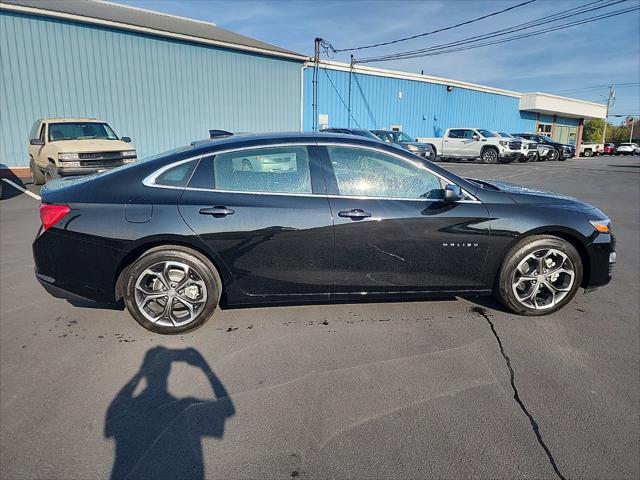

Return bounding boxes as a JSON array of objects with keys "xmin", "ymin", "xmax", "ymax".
[
  {"xmin": 584, "ymin": 233, "xmax": 616, "ymax": 288},
  {"xmin": 33, "ymin": 228, "xmax": 120, "ymax": 303}
]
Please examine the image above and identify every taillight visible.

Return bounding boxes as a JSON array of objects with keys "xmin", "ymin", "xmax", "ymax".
[{"xmin": 39, "ymin": 204, "xmax": 71, "ymax": 231}]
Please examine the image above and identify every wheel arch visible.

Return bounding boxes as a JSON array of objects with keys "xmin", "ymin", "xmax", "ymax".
[
  {"xmin": 114, "ymin": 239, "xmax": 229, "ymax": 303},
  {"xmin": 498, "ymin": 227, "xmax": 591, "ymax": 288}
]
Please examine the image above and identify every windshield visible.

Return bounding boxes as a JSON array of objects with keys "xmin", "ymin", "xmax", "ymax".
[
  {"xmin": 539, "ymin": 135, "xmax": 555, "ymax": 143},
  {"xmin": 48, "ymin": 122, "xmax": 118, "ymax": 141},
  {"xmin": 477, "ymin": 129, "xmax": 496, "ymax": 138},
  {"xmin": 497, "ymin": 132, "xmax": 513, "ymax": 138},
  {"xmin": 387, "ymin": 131, "xmax": 414, "ymax": 143}
]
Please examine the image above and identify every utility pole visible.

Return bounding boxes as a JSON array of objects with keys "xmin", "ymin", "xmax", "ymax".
[
  {"xmin": 347, "ymin": 55, "xmax": 354, "ymax": 128},
  {"xmin": 602, "ymin": 84, "xmax": 615, "ymax": 143},
  {"xmin": 629, "ymin": 117, "xmax": 635, "ymax": 143},
  {"xmin": 312, "ymin": 38, "xmax": 321, "ymax": 132}
]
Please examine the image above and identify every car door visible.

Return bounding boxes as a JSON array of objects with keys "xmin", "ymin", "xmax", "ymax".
[
  {"xmin": 28, "ymin": 122, "xmax": 46, "ymax": 167},
  {"xmin": 443, "ymin": 129, "xmax": 465, "ymax": 155},
  {"xmin": 178, "ymin": 143, "xmax": 334, "ymax": 301},
  {"xmin": 319, "ymin": 144, "xmax": 491, "ymax": 295},
  {"xmin": 459, "ymin": 129, "xmax": 481, "ymax": 158}
]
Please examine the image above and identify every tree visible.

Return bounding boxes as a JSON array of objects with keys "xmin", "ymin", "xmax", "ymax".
[{"xmin": 582, "ymin": 118, "xmax": 605, "ymax": 142}]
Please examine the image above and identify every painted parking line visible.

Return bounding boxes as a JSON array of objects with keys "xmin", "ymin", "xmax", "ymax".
[{"xmin": 1, "ymin": 178, "xmax": 41, "ymax": 200}]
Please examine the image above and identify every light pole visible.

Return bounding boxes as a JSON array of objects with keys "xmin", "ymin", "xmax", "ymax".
[{"xmin": 602, "ymin": 84, "xmax": 615, "ymax": 143}]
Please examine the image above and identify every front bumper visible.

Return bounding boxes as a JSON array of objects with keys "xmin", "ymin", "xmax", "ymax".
[
  {"xmin": 584, "ymin": 233, "xmax": 616, "ymax": 288},
  {"xmin": 498, "ymin": 148, "xmax": 523, "ymax": 159}
]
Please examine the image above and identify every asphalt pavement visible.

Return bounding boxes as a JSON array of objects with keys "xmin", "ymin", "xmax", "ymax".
[{"xmin": 1, "ymin": 155, "xmax": 638, "ymax": 479}]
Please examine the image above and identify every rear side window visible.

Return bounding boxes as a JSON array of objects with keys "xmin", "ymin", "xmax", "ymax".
[
  {"xmin": 155, "ymin": 160, "xmax": 198, "ymax": 187},
  {"xmin": 213, "ymin": 146, "xmax": 312, "ymax": 194},
  {"xmin": 448, "ymin": 129, "xmax": 464, "ymax": 139}
]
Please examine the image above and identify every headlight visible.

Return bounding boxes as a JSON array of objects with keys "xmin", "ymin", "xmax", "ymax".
[
  {"xmin": 121, "ymin": 150, "xmax": 136, "ymax": 158},
  {"xmin": 407, "ymin": 144, "xmax": 419, "ymax": 152},
  {"xmin": 589, "ymin": 219, "xmax": 611, "ymax": 233},
  {"xmin": 59, "ymin": 153, "xmax": 79, "ymax": 161},
  {"xmin": 498, "ymin": 140, "xmax": 508, "ymax": 146}
]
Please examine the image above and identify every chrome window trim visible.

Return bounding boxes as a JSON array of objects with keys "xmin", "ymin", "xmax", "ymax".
[{"xmin": 142, "ymin": 141, "xmax": 481, "ymax": 204}]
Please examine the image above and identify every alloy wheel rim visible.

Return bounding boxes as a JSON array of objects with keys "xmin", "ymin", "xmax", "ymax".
[
  {"xmin": 484, "ymin": 150, "xmax": 497, "ymax": 163},
  {"xmin": 134, "ymin": 260, "xmax": 207, "ymax": 327},
  {"xmin": 512, "ymin": 248, "xmax": 575, "ymax": 310}
]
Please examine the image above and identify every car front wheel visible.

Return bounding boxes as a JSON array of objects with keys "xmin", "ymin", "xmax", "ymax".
[
  {"xmin": 481, "ymin": 148, "xmax": 499, "ymax": 164},
  {"xmin": 547, "ymin": 149, "xmax": 560, "ymax": 161},
  {"xmin": 495, "ymin": 235, "xmax": 582, "ymax": 315},
  {"xmin": 123, "ymin": 247, "xmax": 221, "ymax": 334}
]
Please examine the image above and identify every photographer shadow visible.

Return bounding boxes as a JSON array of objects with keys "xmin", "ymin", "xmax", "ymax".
[{"xmin": 105, "ymin": 347, "xmax": 235, "ymax": 480}]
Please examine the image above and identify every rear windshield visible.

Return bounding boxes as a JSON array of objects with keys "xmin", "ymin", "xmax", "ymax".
[{"xmin": 48, "ymin": 122, "xmax": 118, "ymax": 141}]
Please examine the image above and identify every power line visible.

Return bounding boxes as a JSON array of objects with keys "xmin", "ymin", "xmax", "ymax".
[
  {"xmin": 551, "ymin": 83, "xmax": 640, "ymax": 94},
  {"xmin": 358, "ymin": 2, "xmax": 637, "ymax": 63},
  {"xmin": 333, "ymin": 0, "xmax": 537, "ymax": 53},
  {"xmin": 357, "ymin": 0, "xmax": 620, "ymax": 62},
  {"xmin": 321, "ymin": 68, "xmax": 362, "ymax": 128}
]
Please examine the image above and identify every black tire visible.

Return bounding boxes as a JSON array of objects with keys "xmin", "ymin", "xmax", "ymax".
[
  {"xmin": 494, "ymin": 235, "xmax": 583, "ymax": 316},
  {"xmin": 44, "ymin": 164, "xmax": 58, "ymax": 183},
  {"xmin": 517, "ymin": 154, "xmax": 529, "ymax": 163},
  {"xmin": 583, "ymin": 149, "xmax": 592, "ymax": 157},
  {"xmin": 481, "ymin": 147, "xmax": 499, "ymax": 164},
  {"xmin": 547, "ymin": 149, "xmax": 560, "ymax": 161},
  {"xmin": 30, "ymin": 158, "xmax": 45, "ymax": 185},
  {"xmin": 123, "ymin": 246, "xmax": 222, "ymax": 334}
]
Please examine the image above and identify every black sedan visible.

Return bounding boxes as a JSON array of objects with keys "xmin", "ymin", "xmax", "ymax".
[{"xmin": 33, "ymin": 132, "xmax": 615, "ymax": 334}]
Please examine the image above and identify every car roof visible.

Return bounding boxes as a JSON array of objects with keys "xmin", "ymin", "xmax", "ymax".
[
  {"xmin": 41, "ymin": 117, "xmax": 104, "ymax": 123},
  {"xmin": 186, "ymin": 131, "xmax": 384, "ymax": 153}
]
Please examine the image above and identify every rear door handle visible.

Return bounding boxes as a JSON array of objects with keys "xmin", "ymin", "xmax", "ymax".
[
  {"xmin": 199, "ymin": 206, "xmax": 235, "ymax": 216},
  {"xmin": 338, "ymin": 209, "xmax": 371, "ymax": 219}
]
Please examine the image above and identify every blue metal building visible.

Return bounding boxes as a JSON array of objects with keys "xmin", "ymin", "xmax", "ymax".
[
  {"xmin": 302, "ymin": 62, "xmax": 604, "ymax": 147},
  {"xmin": 1, "ymin": 0, "xmax": 606, "ymax": 172},
  {"xmin": 0, "ymin": 0, "xmax": 306, "ymax": 169}
]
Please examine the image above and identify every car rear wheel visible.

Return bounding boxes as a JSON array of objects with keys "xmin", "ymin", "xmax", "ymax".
[
  {"xmin": 583, "ymin": 149, "xmax": 592, "ymax": 157},
  {"xmin": 481, "ymin": 148, "xmax": 498, "ymax": 164},
  {"xmin": 123, "ymin": 247, "xmax": 221, "ymax": 334},
  {"xmin": 494, "ymin": 235, "xmax": 582, "ymax": 315},
  {"xmin": 30, "ymin": 159, "xmax": 45, "ymax": 185}
]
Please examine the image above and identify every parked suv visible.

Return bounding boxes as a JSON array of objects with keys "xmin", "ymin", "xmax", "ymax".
[
  {"xmin": 371, "ymin": 130, "xmax": 435, "ymax": 160},
  {"xmin": 512, "ymin": 133, "xmax": 575, "ymax": 161},
  {"xmin": 616, "ymin": 143, "xmax": 640, "ymax": 155},
  {"xmin": 494, "ymin": 131, "xmax": 539, "ymax": 162},
  {"xmin": 28, "ymin": 118, "xmax": 136, "ymax": 184}
]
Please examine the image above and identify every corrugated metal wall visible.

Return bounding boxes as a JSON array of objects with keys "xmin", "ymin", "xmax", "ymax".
[
  {"xmin": 0, "ymin": 11, "xmax": 303, "ymax": 168},
  {"xmin": 303, "ymin": 67, "xmax": 537, "ymax": 137}
]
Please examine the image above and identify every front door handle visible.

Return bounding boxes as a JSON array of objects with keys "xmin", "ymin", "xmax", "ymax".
[
  {"xmin": 199, "ymin": 206, "xmax": 235, "ymax": 217},
  {"xmin": 338, "ymin": 209, "xmax": 371, "ymax": 219}
]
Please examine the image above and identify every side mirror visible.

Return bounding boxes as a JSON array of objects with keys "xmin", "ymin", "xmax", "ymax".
[
  {"xmin": 30, "ymin": 138, "xmax": 44, "ymax": 146},
  {"xmin": 472, "ymin": 134, "xmax": 480, "ymax": 141},
  {"xmin": 444, "ymin": 184, "xmax": 463, "ymax": 203},
  {"xmin": 121, "ymin": 136, "xmax": 131, "ymax": 143}
]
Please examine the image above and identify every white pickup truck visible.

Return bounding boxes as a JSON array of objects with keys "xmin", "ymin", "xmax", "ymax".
[{"xmin": 418, "ymin": 128, "xmax": 523, "ymax": 164}]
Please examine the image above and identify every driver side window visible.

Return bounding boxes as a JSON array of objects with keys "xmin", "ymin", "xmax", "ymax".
[{"xmin": 327, "ymin": 147, "xmax": 444, "ymax": 200}]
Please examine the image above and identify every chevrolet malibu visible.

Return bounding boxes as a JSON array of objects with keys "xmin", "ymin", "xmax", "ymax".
[{"xmin": 33, "ymin": 132, "xmax": 615, "ymax": 334}]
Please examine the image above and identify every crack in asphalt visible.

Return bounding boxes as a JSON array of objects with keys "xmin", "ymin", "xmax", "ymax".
[{"xmin": 471, "ymin": 306, "xmax": 568, "ymax": 480}]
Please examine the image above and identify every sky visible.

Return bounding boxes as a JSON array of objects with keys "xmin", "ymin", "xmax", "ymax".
[{"xmin": 115, "ymin": 0, "xmax": 640, "ymax": 121}]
